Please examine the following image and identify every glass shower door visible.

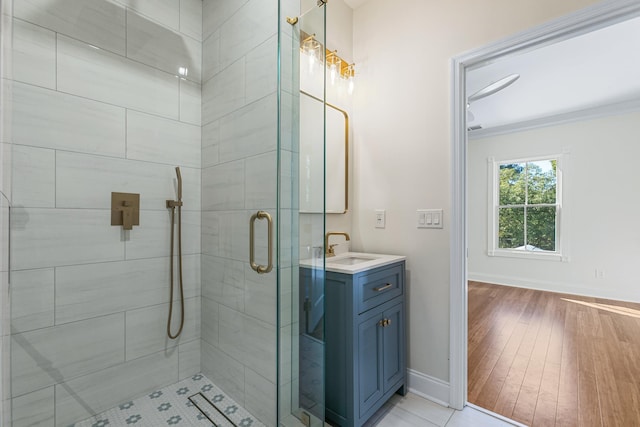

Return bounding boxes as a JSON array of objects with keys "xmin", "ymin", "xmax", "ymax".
[{"xmin": 279, "ymin": 2, "xmax": 327, "ymax": 426}]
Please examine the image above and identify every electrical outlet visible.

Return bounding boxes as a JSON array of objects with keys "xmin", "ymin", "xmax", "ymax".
[{"xmin": 375, "ymin": 209, "xmax": 386, "ymax": 228}]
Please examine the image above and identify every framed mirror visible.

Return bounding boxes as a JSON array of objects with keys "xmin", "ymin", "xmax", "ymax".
[{"xmin": 299, "ymin": 91, "xmax": 349, "ymax": 214}]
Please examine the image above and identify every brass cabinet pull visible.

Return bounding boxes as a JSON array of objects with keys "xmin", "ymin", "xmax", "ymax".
[
  {"xmin": 373, "ymin": 283, "xmax": 393, "ymax": 292},
  {"xmin": 377, "ymin": 318, "xmax": 391, "ymax": 327},
  {"xmin": 249, "ymin": 211, "xmax": 273, "ymax": 274}
]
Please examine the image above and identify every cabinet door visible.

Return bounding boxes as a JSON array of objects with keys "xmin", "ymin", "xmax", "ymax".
[
  {"xmin": 382, "ymin": 303, "xmax": 404, "ymax": 393},
  {"xmin": 357, "ymin": 311, "xmax": 384, "ymax": 416}
]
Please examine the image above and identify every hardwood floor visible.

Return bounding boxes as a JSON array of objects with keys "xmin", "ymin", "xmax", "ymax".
[{"xmin": 468, "ymin": 281, "xmax": 640, "ymax": 426}]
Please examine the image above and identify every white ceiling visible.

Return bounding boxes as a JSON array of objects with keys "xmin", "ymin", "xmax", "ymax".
[
  {"xmin": 466, "ymin": 16, "xmax": 640, "ymax": 130},
  {"xmin": 343, "ymin": 0, "xmax": 370, "ymax": 10}
]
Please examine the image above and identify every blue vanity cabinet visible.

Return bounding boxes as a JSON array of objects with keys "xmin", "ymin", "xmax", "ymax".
[{"xmin": 322, "ymin": 260, "xmax": 406, "ymax": 427}]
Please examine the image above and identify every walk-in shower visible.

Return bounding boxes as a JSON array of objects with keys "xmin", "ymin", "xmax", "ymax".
[{"xmin": 0, "ymin": 0, "xmax": 328, "ymax": 426}]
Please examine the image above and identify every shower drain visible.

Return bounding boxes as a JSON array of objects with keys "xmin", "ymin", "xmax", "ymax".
[{"xmin": 188, "ymin": 392, "xmax": 237, "ymax": 427}]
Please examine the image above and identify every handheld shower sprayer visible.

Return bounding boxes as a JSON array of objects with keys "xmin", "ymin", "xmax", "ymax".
[{"xmin": 166, "ymin": 166, "xmax": 184, "ymax": 339}]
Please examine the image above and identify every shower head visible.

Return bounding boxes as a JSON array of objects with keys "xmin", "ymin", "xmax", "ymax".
[{"xmin": 175, "ymin": 167, "xmax": 182, "ymax": 201}]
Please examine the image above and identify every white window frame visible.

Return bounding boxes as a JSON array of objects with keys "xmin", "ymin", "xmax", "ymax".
[{"xmin": 487, "ymin": 154, "xmax": 564, "ymax": 261}]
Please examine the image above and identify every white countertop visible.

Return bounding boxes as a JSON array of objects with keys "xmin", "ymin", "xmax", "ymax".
[{"xmin": 300, "ymin": 252, "xmax": 406, "ymax": 274}]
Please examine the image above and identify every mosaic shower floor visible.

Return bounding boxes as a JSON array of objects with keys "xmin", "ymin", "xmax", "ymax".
[{"xmin": 73, "ymin": 374, "xmax": 265, "ymax": 427}]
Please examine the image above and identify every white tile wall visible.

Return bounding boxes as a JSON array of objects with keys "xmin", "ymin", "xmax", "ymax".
[
  {"xmin": 201, "ymin": 340, "xmax": 245, "ymax": 405},
  {"xmin": 126, "ymin": 110, "xmax": 201, "ymax": 168},
  {"xmin": 11, "ymin": 18, "xmax": 56, "ymax": 89},
  {"xmin": 245, "ymin": 367, "xmax": 277, "ymax": 427},
  {"xmin": 202, "ymin": 256, "xmax": 245, "ymax": 312},
  {"xmin": 246, "ymin": 36, "xmax": 278, "ymax": 104},
  {"xmin": 10, "ymin": 144, "xmax": 55, "ymax": 208},
  {"xmin": 55, "ymin": 255, "xmax": 200, "ymax": 324},
  {"xmin": 202, "ymin": 29, "xmax": 221, "ymax": 83},
  {"xmin": 126, "ymin": 10, "xmax": 202, "ymax": 83},
  {"xmin": 11, "ymin": 313, "xmax": 125, "ymax": 396},
  {"xmin": 201, "ymin": 211, "xmax": 249, "ymax": 261},
  {"xmin": 8, "ymin": 2, "xmax": 202, "ymax": 423},
  {"xmin": 202, "ymin": 0, "xmax": 250, "ymax": 41},
  {"xmin": 218, "ymin": 93, "xmax": 278, "ymax": 163},
  {"xmin": 180, "ymin": 0, "xmax": 203, "ymax": 41},
  {"xmin": 180, "ymin": 79, "xmax": 202, "ymax": 125},
  {"xmin": 178, "ymin": 339, "xmax": 201, "ymax": 379},
  {"xmin": 55, "ymin": 350, "xmax": 179, "ymax": 427},
  {"xmin": 121, "ymin": 0, "xmax": 179, "ymax": 31},
  {"xmin": 245, "ymin": 151, "xmax": 278, "ymax": 210},
  {"xmin": 11, "ymin": 386, "xmax": 54, "ymax": 427},
  {"xmin": 202, "ymin": 58, "xmax": 245, "ymax": 124},
  {"xmin": 125, "ymin": 297, "xmax": 201, "ymax": 360},
  {"xmin": 124, "ymin": 210, "xmax": 201, "ymax": 259},
  {"xmin": 11, "ymin": 208, "xmax": 124, "ymax": 270},
  {"xmin": 201, "ymin": 296, "xmax": 220, "ymax": 346},
  {"xmin": 57, "ymin": 34, "xmax": 180, "ymax": 119},
  {"xmin": 56, "ymin": 152, "xmax": 201, "ymax": 211},
  {"xmin": 202, "ymin": 120, "xmax": 220, "ymax": 168},
  {"xmin": 10, "ymin": 82, "xmax": 126, "ymax": 157},
  {"xmin": 10, "ymin": 268, "xmax": 55, "ymax": 333},
  {"xmin": 202, "ymin": 160, "xmax": 245, "ymax": 210},
  {"xmin": 15, "ymin": 0, "xmax": 127, "ymax": 55}
]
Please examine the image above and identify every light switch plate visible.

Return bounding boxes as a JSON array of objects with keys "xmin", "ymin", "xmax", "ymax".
[
  {"xmin": 375, "ymin": 209, "xmax": 386, "ymax": 228},
  {"xmin": 417, "ymin": 209, "xmax": 443, "ymax": 228}
]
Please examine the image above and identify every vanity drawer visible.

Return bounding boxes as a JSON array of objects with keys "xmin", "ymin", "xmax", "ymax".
[{"xmin": 356, "ymin": 264, "xmax": 403, "ymax": 314}]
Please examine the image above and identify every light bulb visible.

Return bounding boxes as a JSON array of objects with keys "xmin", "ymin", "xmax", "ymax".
[
  {"xmin": 330, "ymin": 64, "xmax": 337, "ymax": 85},
  {"xmin": 348, "ymin": 76, "xmax": 354, "ymax": 95}
]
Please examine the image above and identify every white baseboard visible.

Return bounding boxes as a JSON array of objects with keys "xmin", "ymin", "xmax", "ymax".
[
  {"xmin": 468, "ymin": 272, "xmax": 640, "ymax": 303},
  {"xmin": 406, "ymin": 369, "xmax": 450, "ymax": 407}
]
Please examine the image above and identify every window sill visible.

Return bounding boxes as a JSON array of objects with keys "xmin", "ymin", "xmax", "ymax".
[{"xmin": 488, "ymin": 249, "xmax": 566, "ymax": 262}]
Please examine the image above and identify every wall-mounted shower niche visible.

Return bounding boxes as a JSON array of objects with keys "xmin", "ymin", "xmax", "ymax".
[{"xmin": 111, "ymin": 192, "xmax": 140, "ymax": 230}]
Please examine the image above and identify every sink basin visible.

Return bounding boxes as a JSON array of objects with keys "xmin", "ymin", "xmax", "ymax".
[
  {"xmin": 300, "ymin": 252, "xmax": 406, "ymax": 274},
  {"xmin": 329, "ymin": 256, "xmax": 376, "ymax": 265}
]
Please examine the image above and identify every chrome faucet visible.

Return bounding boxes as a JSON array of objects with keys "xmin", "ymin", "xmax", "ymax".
[{"xmin": 325, "ymin": 232, "xmax": 351, "ymax": 257}]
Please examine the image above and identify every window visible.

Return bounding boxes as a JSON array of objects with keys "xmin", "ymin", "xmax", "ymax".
[{"xmin": 489, "ymin": 157, "xmax": 563, "ymax": 259}]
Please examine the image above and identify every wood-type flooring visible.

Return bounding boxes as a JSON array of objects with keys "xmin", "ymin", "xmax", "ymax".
[{"xmin": 468, "ymin": 281, "xmax": 640, "ymax": 427}]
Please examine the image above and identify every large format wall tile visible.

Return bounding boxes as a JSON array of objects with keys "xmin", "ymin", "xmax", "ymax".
[
  {"xmin": 218, "ymin": 94, "xmax": 277, "ymax": 163},
  {"xmin": 202, "ymin": 120, "xmax": 220, "ymax": 168},
  {"xmin": 124, "ymin": 210, "xmax": 201, "ymax": 259},
  {"xmin": 11, "ymin": 208, "xmax": 124, "ymax": 270},
  {"xmin": 244, "ymin": 263, "xmax": 277, "ymax": 326},
  {"xmin": 127, "ymin": 11, "xmax": 202, "ymax": 83},
  {"xmin": 15, "ymin": 0, "xmax": 126, "ymax": 55},
  {"xmin": 125, "ymin": 297, "xmax": 200, "ymax": 360},
  {"xmin": 218, "ymin": 305, "xmax": 276, "ymax": 383},
  {"xmin": 126, "ymin": 110, "xmax": 200, "ymax": 168},
  {"xmin": 11, "ymin": 18, "xmax": 56, "ymax": 89},
  {"xmin": 245, "ymin": 151, "xmax": 277, "ymax": 210},
  {"xmin": 11, "ymin": 82, "xmax": 126, "ymax": 157},
  {"xmin": 11, "ymin": 268, "xmax": 54, "ymax": 333},
  {"xmin": 218, "ymin": 0, "xmax": 277, "ymax": 69},
  {"xmin": 202, "ymin": 160, "xmax": 245, "ymax": 210},
  {"xmin": 245, "ymin": 367, "xmax": 277, "ymax": 427},
  {"xmin": 246, "ymin": 36, "xmax": 278, "ymax": 104},
  {"xmin": 121, "ymin": 0, "xmax": 179, "ymax": 31},
  {"xmin": 180, "ymin": 79, "xmax": 202, "ymax": 125},
  {"xmin": 57, "ymin": 35, "xmax": 179, "ymax": 119},
  {"xmin": 202, "ymin": 255, "xmax": 244, "ymax": 312},
  {"xmin": 202, "ymin": 211, "xmax": 249, "ymax": 261},
  {"xmin": 202, "ymin": 0, "xmax": 250, "ymax": 41},
  {"xmin": 11, "ymin": 313, "xmax": 125, "ymax": 397},
  {"xmin": 201, "ymin": 340, "xmax": 245, "ymax": 405},
  {"xmin": 180, "ymin": 0, "xmax": 203, "ymax": 41},
  {"xmin": 11, "ymin": 386, "xmax": 54, "ymax": 427},
  {"xmin": 201, "ymin": 296, "xmax": 220, "ymax": 346},
  {"xmin": 56, "ymin": 152, "xmax": 200, "ymax": 211},
  {"xmin": 11, "ymin": 145, "xmax": 55, "ymax": 208},
  {"xmin": 55, "ymin": 350, "xmax": 178, "ymax": 427},
  {"xmin": 202, "ymin": 29, "xmax": 221, "ymax": 83},
  {"xmin": 55, "ymin": 255, "xmax": 200, "ymax": 324},
  {"xmin": 202, "ymin": 58, "xmax": 245, "ymax": 124},
  {"xmin": 178, "ymin": 339, "xmax": 201, "ymax": 380}
]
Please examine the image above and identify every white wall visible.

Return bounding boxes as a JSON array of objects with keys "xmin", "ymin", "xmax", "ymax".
[
  {"xmin": 350, "ymin": 0, "xmax": 600, "ymax": 390},
  {"xmin": 469, "ymin": 111, "xmax": 640, "ymax": 302}
]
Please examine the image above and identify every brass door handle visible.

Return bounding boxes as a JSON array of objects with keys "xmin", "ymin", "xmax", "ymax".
[
  {"xmin": 249, "ymin": 210, "xmax": 273, "ymax": 274},
  {"xmin": 377, "ymin": 318, "xmax": 391, "ymax": 327},
  {"xmin": 373, "ymin": 283, "xmax": 393, "ymax": 292}
]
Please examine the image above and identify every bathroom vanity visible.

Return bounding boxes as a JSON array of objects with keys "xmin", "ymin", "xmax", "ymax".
[{"xmin": 300, "ymin": 253, "xmax": 406, "ymax": 427}]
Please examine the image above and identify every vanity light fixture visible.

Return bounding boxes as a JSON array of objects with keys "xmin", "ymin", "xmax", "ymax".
[{"xmin": 300, "ymin": 31, "xmax": 356, "ymax": 91}]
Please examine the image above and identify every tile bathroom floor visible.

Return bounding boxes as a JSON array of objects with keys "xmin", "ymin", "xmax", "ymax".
[
  {"xmin": 364, "ymin": 393, "xmax": 523, "ymax": 427},
  {"xmin": 73, "ymin": 374, "xmax": 264, "ymax": 427}
]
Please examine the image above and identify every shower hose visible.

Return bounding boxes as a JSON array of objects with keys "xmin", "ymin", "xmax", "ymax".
[{"xmin": 167, "ymin": 168, "xmax": 185, "ymax": 339}]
